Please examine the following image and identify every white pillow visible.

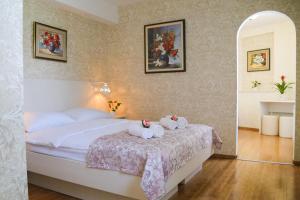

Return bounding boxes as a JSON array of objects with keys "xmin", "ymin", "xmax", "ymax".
[
  {"xmin": 24, "ymin": 112, "xmax": 75, "ymax": 133},
  {"xmin": 64, "ymin": 108, "xmax": 113, "ymax": 122}
]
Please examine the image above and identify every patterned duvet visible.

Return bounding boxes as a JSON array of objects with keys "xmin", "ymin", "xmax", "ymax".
[{"xmin": 86, "ymin": 124, "xmax": 222, "ymax": 200}]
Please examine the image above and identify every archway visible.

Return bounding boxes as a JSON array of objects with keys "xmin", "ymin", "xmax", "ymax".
[{"xmin": 236, "ymin": 11, "xmax": 296, "ymax": 163}]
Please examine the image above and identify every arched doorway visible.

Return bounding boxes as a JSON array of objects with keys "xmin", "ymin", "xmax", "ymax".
[{"xmin": 236, "ymin": 11, "xmax": 296, "ymax": 163}]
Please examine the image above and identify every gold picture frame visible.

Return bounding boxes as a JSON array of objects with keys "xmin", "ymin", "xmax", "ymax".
[
  {"xmin": 33, "ymin": 22, "xmax": 67, "ymax": 62},
  {"xmin": 247, "ymin": 48, "xmax": 270, "ymax": 72},
  {"xmin": 144, "ymin": 19, "xmax": 186, "ymax": 74}
]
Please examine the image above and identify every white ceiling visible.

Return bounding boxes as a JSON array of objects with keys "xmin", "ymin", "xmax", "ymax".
[
  {"xmin": 242, "ymin": 11, "xmax": 290, "ymax": 30},
  {"xmin": 54, "ymin": 0, "xmax": 146, "ymax": 24}
]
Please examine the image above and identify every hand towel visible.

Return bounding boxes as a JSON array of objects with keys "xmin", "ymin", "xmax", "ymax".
[
  {"xmin": 177, "ymin": 117, "xmax": 188, "ymax": 129},
  {"xmin": 159, "ymin": 117, "xmax": 178, "ymax": 130},
  {"xmin": 150, "ymin": 124, "xmax": 164, "ymax": 138},
  {"xmin": 128, "ymin": 124, "xmax": 153, "ymax": 139}
]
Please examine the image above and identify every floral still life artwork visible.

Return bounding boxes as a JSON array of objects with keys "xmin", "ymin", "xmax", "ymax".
[
  {"xmin": 34, "ymin": 22, "xmax": 67, "ymax": 62},
  {"xmin": 144, "ymin": 19, "xmax": 185, "ymax": 73},
  {"xmin": 247, "ymin": 48, "xmax": 270, "ymax": 72}
]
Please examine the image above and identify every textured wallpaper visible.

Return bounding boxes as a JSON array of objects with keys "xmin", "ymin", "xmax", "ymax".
[
  {"xmin": 24, "ymin": 0, "xmax": 110, "ymax": 82},
  {"xmin": 0, "ymin": 0, "xmax": 28, "ymax": 200},
  {"xmin": 105, "ymin": 0, "xmax": 299, "ymax": 157},
  {"xmin": 22, "ymin": 0, "xmax": 300, "ymax": 158}
]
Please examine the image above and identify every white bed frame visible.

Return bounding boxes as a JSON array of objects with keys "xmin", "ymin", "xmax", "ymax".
[{"xmin": 25, "ymin": 79, "xmax": 214, "ymax": 200}]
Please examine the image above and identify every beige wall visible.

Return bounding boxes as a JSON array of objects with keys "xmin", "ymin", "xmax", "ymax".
[
  {"xmin": 0, "ymin": 0, "xmax": 28, "ymax": 199},
  {"xmin": 24, "ymin": 0, "xmax": 110, "ymax": 82},
  {"xmin": 22, "ymin": 0, "xmax": 300, "ymax": 159},
  {"xmin": 105, "ymin": 0, "xmax": 299, "ymax": 158}
]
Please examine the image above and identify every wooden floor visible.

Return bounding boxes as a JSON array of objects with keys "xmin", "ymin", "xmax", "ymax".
[
  {"xmin": 238, "ymin": 128, "xmax": 293, "ymax": 163},
  {"xmin": 28, "ymin": 158, "xmax": 300, "ymax": 200},
  {"xmin": 29, "ymin": 184, "xmax": 78, "ymax": 200}
]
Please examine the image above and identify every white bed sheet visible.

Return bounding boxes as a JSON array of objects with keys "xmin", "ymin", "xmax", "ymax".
[
  {"xmin": 25, "ymin": 118, "xmax": 137, "ymax": 162},
  {"xmin": 27, "ymin": 144, "xmax": 87, "ymax": 162},
  {"xmin": 26, "ymin": 118, "xmax": 133, "ymax": 149},
  {"xmin": 25, "ymin": 119, "xmax": 137, "ymax": 162}
]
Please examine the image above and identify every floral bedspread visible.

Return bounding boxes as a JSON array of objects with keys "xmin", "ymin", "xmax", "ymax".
[{"xmin": 86, "ymin": 125, "xmax": 222, "ymax": 200}]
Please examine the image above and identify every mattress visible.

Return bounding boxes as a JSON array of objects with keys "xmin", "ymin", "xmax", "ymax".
[
  {"xmin": 26, "ymin": 143, "xmax": 87, "ymax": 162},
  {"xmin": 25, "ymin": 118, "xmax": 217, "ymax": 164}
]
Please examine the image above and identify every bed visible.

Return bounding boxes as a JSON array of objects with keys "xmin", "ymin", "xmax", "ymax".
[{"xmin": 25, "ymin": 79, "xmax": 218, "ymax": 200}]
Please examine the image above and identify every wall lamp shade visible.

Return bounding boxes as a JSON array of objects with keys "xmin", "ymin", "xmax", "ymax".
[{"xmin": 99, "ymin": 83, "xmax": 111, "ymax": 94}]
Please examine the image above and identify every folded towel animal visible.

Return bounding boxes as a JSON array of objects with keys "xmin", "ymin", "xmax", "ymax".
[
  {"xmin": 177, "ymin": 117, "xmax": 188, "ymax": 129},
  {"xmin": 128, "ymin": 123, "xmax": 154, "ymax": 139},
  {"xmin": 160, "ymin": 115, "xmax": 189, "ymax": 130},
  {"xmin": 128, "ymin": 123, "xmax": 165, "ymax": 139},
  {"xmin": 150, "ymin": 124, "xmax": 164, "ymax": 138},
  {"xmin": 159, "ymin": 117, "xmax": 178, "ymax": 130}
]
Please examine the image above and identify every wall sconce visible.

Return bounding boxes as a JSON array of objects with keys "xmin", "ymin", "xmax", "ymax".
[
  {"xmin": 92, "ymin": 81, "xmax": 111, "ymax": 95},
  {"xmin": 99, "ymin": 82, "xmax": 111, "ymax": 94}
]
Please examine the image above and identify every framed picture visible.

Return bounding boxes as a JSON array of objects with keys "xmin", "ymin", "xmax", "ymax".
[
  {"xmin": 34, "ymin": 22, "xmax": 67, "ymax": 62},
  {"xmin": 247, "ymin": 48, "xmax": 270, "ymax": 72},
  {"xmin": 144, "ymin": 19, "xmax": 185, "ymax": 73}
]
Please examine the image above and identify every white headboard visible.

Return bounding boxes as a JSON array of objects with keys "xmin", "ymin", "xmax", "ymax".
[{"xmin": 24, "ymin": 79, "xmax": 107, "ymax": 112}]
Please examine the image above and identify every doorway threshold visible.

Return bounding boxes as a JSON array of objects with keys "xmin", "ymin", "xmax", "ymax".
[{"xmin": 237, "ymin": 157, "xmax": 293, "ymax": 165}]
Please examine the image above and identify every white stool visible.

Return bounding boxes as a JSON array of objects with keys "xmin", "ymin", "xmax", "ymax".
[
  {"xmin": 262, "ymin": 115, "xmax": 279, "ymax": 136},
  {"xmin": 279, "ymin": 116, "xmax": 293, "ymax": 138}
]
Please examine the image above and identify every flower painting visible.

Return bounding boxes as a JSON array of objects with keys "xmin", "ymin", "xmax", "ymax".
[
  {"xmin": 144, "ymin": 20, "xmax": 185, "ymax": 73},
  {"xmin": 247, "ymin": 48, "xmax": 270, "ymax": 72},
  {"xmin": 34, "ymin": 22, "xmax": 67, "ymax": 62}
]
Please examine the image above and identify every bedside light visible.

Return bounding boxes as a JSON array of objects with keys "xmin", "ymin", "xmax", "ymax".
[
  {"xmin": 99, "ymin": 83, "xmax": 111, "ymax": 95},
  {"xmin": 91, "ymin": 81, "xmax": 111, "ymax": 95}
]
